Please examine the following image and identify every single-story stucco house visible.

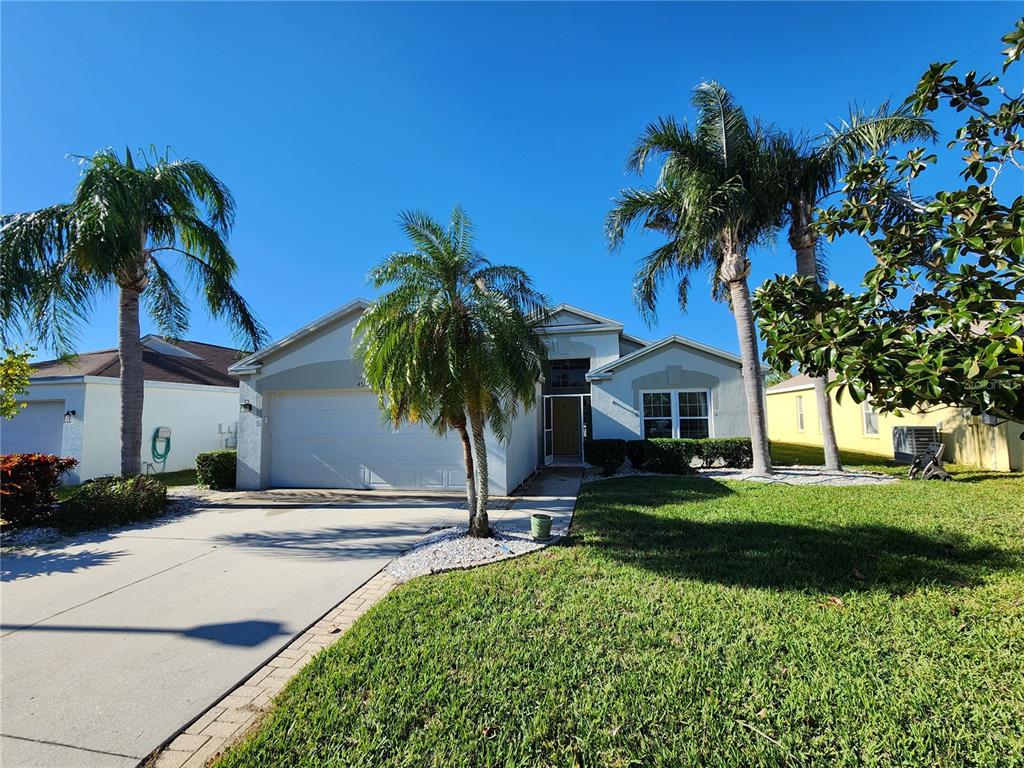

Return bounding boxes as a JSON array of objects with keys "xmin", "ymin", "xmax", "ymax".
[
  {"xmin": 230, "ymin": 301, "xmax": 757, "ymax": 494},
  {"xmin": 2, "ymin": 336, "xmax": 244, "ymax": 484}
]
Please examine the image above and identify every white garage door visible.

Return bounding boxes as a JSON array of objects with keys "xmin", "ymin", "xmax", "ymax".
[
  {"xmin": 268, "ymin": 391, "xmax": 467, "ymax": 490},
  {"xmin": 1, "ymin": 401, "xmax": 65, "ymax": 456}
]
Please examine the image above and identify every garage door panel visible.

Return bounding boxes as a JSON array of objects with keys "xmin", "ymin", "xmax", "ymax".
[
  {"xmin": 1, "ymin": 401, "xmax": 65, "ymax": 456},
  {"xmin": 268, "ymin": 391, "xmax": 466, "ymax": 490}
]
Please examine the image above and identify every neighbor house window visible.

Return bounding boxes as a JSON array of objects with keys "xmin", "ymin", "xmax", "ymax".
[
  {"xmin": 641, "ymin": 390, "xmax": 711, "ymax": 439},
  {"xmin": 862, "ymin": 401, "xmax": 879, "ymax": 436},
  {"xmin": 795, "ymin": 395, "xmax": 805, "ymax": 432}
]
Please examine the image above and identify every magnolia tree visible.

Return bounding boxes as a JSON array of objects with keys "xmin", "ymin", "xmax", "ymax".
[{"xmin": 755, "ymin": 23, "xmax": 1024, "ymax": 422}]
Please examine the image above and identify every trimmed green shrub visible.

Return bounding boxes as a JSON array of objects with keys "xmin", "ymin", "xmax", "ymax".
[
  {"xmin": 630, "ymin": 437, "xmax": 755, "ymax": 472},
  {"xmin": 196, "ymin": 449, "xmax": 236, "ymax": 490},
  {"xmin": 697, "ymin": 438, "xmax": 754, "ymax": 469},
  {"xmin": 625, "ymin": 440, "xmax": 649, "ymax": 470},
  {"xmin": 646, "ymin": 439, "xmax": 699, "ymax": 474},
  {"xmin": 55, "ymin": 475, "xmax": 167, "ymax": 533},
  {"xmin": 0, "ymin": 453, "xmax": 79, "ymax": 527},
  {"xmin": 585, "ymin": 439, "xmax": 627, "ymax": 476}
]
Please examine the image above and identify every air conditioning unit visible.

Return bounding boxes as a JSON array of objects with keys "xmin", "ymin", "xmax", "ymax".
[{"xmin": 892, "ymin": 426, "xmax": 939, "ymax": 463}]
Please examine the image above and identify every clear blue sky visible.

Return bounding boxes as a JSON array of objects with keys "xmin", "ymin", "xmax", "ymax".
[{"xmin": 3, "ymin": 1, "xmax": 1019, "ymax": 358}]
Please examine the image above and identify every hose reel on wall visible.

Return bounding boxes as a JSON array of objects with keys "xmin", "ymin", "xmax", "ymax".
[{"xmin": 150, "ymin": 426, "xmax": 172, "ymax": 473}]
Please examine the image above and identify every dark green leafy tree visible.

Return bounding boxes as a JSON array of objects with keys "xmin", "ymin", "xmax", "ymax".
[
  {"xmin": 356, "ymin": 208, "xmax": 548, "ymax": 537},
  {"xmin": 776, "ymin": 106, "xmax": 936, "ymax": 469},
  {"xmin": 755, "ymin": 24, "xmax": 1023, "ymax": 422},
  {"xmin": 1, "ymin": 147, "xmax": 266, "ymax": 474},
  {"xmin": 607, "ymin": 82, "xmax": 786, "ymax": 475}
]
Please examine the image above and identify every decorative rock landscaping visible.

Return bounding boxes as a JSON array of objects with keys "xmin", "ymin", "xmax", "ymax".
[
  {"xmin": 584, "ymin": 464, "xmax": 897, "ymax": 486},
  {"xmin": 701, "ymin": 465, "xmax": 897, "ymax": 485},
  {"xmin": 385, "ymin": 522, "xmax": 566, "ymax": 583}
]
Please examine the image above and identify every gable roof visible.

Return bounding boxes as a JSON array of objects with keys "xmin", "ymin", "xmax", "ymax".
[
  {"xmin": 766, "ymin": 371, "xmax": 835, "ymax": 394},
  {"xmin": 586, "ymin": 334, "xmax": 748, "ymax": 379},
  {"xmin": 543, "ymin": 304, "xmax": 623, "ymax": 329},
  {"xmin": 31, "ymin": 337, "xmax": 245, "ymax": 388},
  {"xmin": 228, "ymin": 298, "xmax": 370, "ymax": 374}
]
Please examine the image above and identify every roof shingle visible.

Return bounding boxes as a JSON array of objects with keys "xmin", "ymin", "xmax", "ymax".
[{"xmin": 31, "ymin": 339, "xmax": 245, "ymax": 388}]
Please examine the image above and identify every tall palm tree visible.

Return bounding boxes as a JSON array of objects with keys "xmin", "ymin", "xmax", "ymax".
[
  {"xmin": 778, "ymin": 105, "xmax": 936, "ymax": 470},
  {"xmin": 607, "ymin": 82, "xmax": 786, "ymax": 475},
  {"xmin": 1, "ymin": 147, "xmax": 266, "ymax": 476},
  {"xmin": 356, "ymin": 208, "xmax": 548, "ymax": 537}
]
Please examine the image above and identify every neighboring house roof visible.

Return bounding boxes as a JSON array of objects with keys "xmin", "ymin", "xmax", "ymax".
[
  {"xmin": 31, "ymin": 336, "xmax": 245, "ymax": 388},
  {"xmin": 228, "ymin": 298, "xmax": 371, "ymax": 374},
  {"xmin": 765, "ymin": 372, "xmax": 836, "ymax": 395},
  {"xmin": 586, "ymin": 334, "xmax": 748, "ymax": 379}
]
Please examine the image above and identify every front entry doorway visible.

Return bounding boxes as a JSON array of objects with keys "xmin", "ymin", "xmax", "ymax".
[
  {"xmin": 552, "ymin": 397, "xmax": 581, "ymax": 457},
  {"xmin": 543, "ymin": 394, "xmax": 592, "ymax": 465}
]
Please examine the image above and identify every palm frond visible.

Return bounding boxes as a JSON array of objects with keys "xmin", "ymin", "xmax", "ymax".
[
  {"xmin": 181, "ymin": 252, "xmax": 267, "ymax": 350},
  {"xmin": 145, "ymin": 256, "xmax": 190, "ymax": 339}
]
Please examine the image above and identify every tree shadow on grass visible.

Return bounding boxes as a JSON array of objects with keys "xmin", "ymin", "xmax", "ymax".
[{"xmin": 578, "ymin": 476, "xmax": 1017, "ymax": 594}]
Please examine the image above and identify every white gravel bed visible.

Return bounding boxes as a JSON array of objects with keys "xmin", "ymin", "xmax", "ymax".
[
  {"xmin": 584, "ymin": 464, "xmax": 896, "ymax": 486},
  {"xmin": 701, "ymin": 465, "xmax": 896, "ymax": 485},
  {"xmin": 386, "ymin": 523, "xmax": 564, "ymax": 583},
  {"xmin": 1, "ymin": 485, "xmax": 216, "ymax": 552}
]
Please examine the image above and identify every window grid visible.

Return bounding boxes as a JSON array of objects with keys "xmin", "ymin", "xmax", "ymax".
[
  {"xmin": 796, "ymin": 395, "xmax": 805, "ymax": 432},
  {"xmin": 862, "ymin": 400, "xmax": 879, "ymax": 436},
  {"xmin": 641, "ymin": 390, "xmax": 712, "ymax": 440}
]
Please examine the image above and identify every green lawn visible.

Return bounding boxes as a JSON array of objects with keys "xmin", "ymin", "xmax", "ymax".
[
  {"xmin": 218, "ymin": 467, "xmax": 1024, "ymax": 767},
  {"xmin": 769, "ymin": 441, "xmax": 904, "ymax": 474},
  {"xmin": 54, "ymin": 468, "xmax": 198, "ymax": 501}
]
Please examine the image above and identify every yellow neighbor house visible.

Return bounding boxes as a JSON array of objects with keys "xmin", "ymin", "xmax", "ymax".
[{"xmin": 765, "ymin": 373, "xmax": 1023, "ymax": 472}]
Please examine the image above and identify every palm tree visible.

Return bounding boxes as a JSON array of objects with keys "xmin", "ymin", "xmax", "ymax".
[
  {"xmin": 356, "ymin": 208, "xmax": 548, "ymax": 537},
  {"xmin": 607, "ymin": 82, "xmax": 786, "ymax": 476},
  {"xmin": 779, "ymin": 105, "xmax": 936, "ymax": 470},
  {"xmin": 1, "ymin": 147, "xmax": 266, "ymax": 476}
]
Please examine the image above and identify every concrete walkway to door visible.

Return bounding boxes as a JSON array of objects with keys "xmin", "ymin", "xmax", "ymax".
[{"xmin": 0, "ymin": 489, "xmax": 467, "ymax": 767}]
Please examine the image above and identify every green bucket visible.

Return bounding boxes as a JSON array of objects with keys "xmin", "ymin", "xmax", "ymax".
[{"xmin": 531, "ymin": 513, "xmax": 553, "ymax": 541}]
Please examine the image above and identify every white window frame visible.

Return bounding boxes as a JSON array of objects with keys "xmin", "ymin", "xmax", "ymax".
[
  {"xmin": 795, "ymin": 395, "xmax": 805, "ymax": 432},
  {"xmin": 862, "ymin": 400, "xmax": 879, "ymax": 436},
  {"xmin": 640, "ymin": 389, "xmax": 714, "ymax": 439}
]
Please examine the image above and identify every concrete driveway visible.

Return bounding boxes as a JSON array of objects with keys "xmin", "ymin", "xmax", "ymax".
[{"xmin": 0, "ymin": 489, "xmax": 465, "ymax": 767}]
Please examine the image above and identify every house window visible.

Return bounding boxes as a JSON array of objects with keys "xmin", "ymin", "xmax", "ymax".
[
  {"xmin": 795, "ymin": 396, "xmax": 805, "ymax": 432},
  {"xmin": 642, "ymin": 392, "xmax": 673, "ymax": 438},
  {"xmin": 862, "ymin": 400, "xmax": 879, "ymax": 436},
  {"xmin": 545, "ymin": 358, "xmax": 590, "ymax": 394},
  {"xmin": 641, "ymin": 390, "xmax": 712, "ymax": 439},
  {"xmin": 677, "ymin": 391, "xmax": 710, "ymax": 439}
]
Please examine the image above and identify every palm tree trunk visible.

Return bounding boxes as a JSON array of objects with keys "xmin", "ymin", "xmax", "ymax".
[
  {"xmin": 118, "ymin": 285, "xmax": 144, "ymax": 476},
  {"xmin": 813, "ymin": 375, "xmax": 841, "ymax": 470},
  {"xmin": 466, "ymin": 405, "xmax": 490, "ymax": 537},
  {"xmin": 790, "ymin": 208, "xmax": 842, "ymax": 471},
  {"xmin": 721, "ymin": 248, "xmax": 772, "ymax": 476},
  {"xmin": 453, "ymin": 419, "xmax": 477, "ymax": 525}
]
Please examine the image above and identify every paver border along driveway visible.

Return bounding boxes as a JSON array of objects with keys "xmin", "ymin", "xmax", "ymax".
[{"xmin": 0, "ymin": 489, "xmax": 465, "ymax": 767}]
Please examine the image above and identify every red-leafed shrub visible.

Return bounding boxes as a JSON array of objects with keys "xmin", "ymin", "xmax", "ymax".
[{"xmin": 0, "ymin": 453, "xmax": 78, "ymax": 527}]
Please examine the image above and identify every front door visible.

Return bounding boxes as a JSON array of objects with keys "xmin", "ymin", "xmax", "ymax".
[{"xmin": 552, "ymin": 397, "xmax": 581, "ymax": 458}]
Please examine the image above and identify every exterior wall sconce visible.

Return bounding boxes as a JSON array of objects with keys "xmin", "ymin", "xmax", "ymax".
[
  {"xmin": 64, "ymin": 409, "xmax": 76, "ymax": 423},
  {"xmin": 240, "ymin": 400, "xmax": 253, "ymax": 413}
]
